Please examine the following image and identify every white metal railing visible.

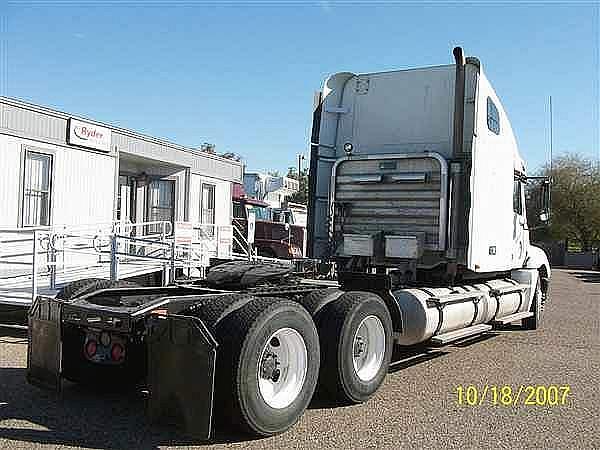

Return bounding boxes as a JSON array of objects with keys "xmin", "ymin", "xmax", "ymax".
[
  {"xmin": 232, "ymin": 218, "xmax": 255, "ymax": 260},
  {"xmin": 0, "ymin": 220, "xmax": 233, "ymax": 304}
]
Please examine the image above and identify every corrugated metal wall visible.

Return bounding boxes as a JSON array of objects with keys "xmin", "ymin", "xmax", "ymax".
[
  {"xmin": 0, "ymin": 134, "xmax": 115, "ymax": 228},
  {"xmin": 0, "ymin": 136, "xmax": 24, "ymax": 227},
  {"xmin": 190, "ymin": 174, "xmax": 232, "ymax": 226},
  {"xmin": 1, "ymin": 102, "xmax": 67, "ymax": 146},
  {"xmin": 52, "ymin": 149, "xmax": 115, "ymax": 225},
  {"xmin": 0, "ymin": 97, "xmax": 243, "ymax": 183}
]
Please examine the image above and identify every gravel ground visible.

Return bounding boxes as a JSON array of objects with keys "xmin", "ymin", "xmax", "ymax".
[{"xmin": 0, "ymin": 269, "xmax": 598, "ymax": 449}]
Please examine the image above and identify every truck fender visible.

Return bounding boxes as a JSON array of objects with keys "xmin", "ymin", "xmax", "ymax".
[
  {"xmin": 299, "ymin": 288, "xmax": 344, "ymax": 317},
  {"xmin": 512, "ymin": 245, "xmax": 551, "ymax": 312},
  {"xmin": 510, "ymin": 268, "xmax": 540, "ymax": 313},
  {"xmin": 524, "ymin": 245, "xmax": 551, "ymax": 283},
  {"xmin": 299, "ymin": 288, "xmax": 403, "ymax": 334}
]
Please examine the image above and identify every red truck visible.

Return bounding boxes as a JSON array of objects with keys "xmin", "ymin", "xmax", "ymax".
[{"xmin": 232, "ymin": 183, "xmax": 304, "ymax": 259}]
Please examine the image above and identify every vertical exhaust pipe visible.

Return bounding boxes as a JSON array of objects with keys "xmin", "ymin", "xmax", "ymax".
[
  {"xmin": 306, "ymin": 91, "xmax": 324, "ymax": 258},
  {"xmin": 452, "ymin": 47, "xmax": 466, "ymax": 159},
  {"xmin": 447, "ymin": 47, "xmax": 466, "ymax": 261}
]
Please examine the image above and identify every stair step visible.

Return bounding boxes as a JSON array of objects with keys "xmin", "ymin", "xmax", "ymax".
[
  {"xmin": 430, "ymin": 324, "xmax": 492, "ymax": 345},
  {"xmin": 492, "ymin": 311, "xmax": 534, "ymax": 325}
]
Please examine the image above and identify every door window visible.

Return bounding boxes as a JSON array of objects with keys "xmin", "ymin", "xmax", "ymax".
[
  {"xmin": 513, "ymin": 180, "xmax": 523, "ymax": 215},
  {"xmin": 147, "ymin": 179, "xmax": 175, "ymax": 233},
  {"xmin": 117, "ymin": 175, "xmax": 135, "ymax": 222}
]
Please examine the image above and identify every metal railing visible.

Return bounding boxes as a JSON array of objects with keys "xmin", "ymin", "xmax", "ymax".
[
  {"xmin": 0, "ymin": 220, "xmax": 233, "ymax": 305},
  {"xmin": 232, "ymin": 218, "xmax": 255, "ymax": 260}
]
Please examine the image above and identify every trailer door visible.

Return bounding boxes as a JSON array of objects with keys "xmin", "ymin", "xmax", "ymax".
[{"xmin": 147, "ymin": 179, "xmax": 175, "ymax": 233}]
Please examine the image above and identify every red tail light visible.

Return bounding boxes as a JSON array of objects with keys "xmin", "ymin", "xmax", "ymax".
[
  {"xmin": 85, "ymin": 340, "xmax": 97, "ymax": 357},
  {"xmin": 111, "ymin": 343, "xmax": 125, "ymax": 362}
]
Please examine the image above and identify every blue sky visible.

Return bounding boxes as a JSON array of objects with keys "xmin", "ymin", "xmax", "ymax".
[{"xmin": 1, "ymin": 2, "xmax": 598, "ymax": 173}]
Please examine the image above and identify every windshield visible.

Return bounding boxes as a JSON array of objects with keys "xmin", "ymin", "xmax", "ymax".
[{"xmin": 248, "ymin": 206, "xmax": 270, "ymax": 221}]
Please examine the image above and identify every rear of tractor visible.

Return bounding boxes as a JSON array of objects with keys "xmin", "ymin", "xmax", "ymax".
[{"xmin": 27, "ymin": 265, "xmax": 395, "ymax": 439}]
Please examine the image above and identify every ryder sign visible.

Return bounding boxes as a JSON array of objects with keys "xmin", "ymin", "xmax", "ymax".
[{"xmin": 68, "ymin": 119, "xmax": 111, "ymax": 152}]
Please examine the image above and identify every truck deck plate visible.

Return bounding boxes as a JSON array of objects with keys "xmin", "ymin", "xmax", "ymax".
[
  {"xmin": 430, "ymin": 324, "xmax": 492, "ymax": 345},
  {"xmin": 492, "ymin": 311, "xmax": 534, "ymax": 325}
]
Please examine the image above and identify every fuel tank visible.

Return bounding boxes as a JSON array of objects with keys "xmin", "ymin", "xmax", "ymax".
[{"xmin": 393, "ymin": 279, "xmax": 523, "ymax": 346}]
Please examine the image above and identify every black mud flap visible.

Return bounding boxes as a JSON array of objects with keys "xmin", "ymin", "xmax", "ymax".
[
  {"xmin": 146, "ymin": 315, "xmax": 218, "ymax": 440},
  {"xmin": 27, "ymin": 297, "xmax": 63, "ymax": 391}
]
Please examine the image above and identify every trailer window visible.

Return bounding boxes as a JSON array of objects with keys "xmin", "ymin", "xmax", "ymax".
[
  {"xmin": 22, "ymin": 151, "xmax": 52, "ymax": 226},
  {"xmin": 233, "ymin": 202, "xmax": 245, "ymax": 219},
  {"xmin": 487, "ymin": 97, "xmax": 500, "ymax": 135},
  {"xmin": 201, "ymin": 184, "xmax": 216, "ymax": 226},
  {"xmin": 513, "ymin": 180, "xmax": 523, "ymax": 215}
]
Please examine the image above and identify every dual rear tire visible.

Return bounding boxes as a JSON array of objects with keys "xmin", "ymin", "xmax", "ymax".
[
  {"xmin": 312, "ymin": 291, "xmax": 393, "ymax": 404},
  {"xmin": 206, "ymin": 291, "xmax": 393, "ymax": 437},
  {"xmin": 209, "ymin": 298, "xmax": 320, "ymax": 436}
]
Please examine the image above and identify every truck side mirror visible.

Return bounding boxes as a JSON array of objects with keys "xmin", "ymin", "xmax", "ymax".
[
  {"xmin": 540, "ymin": 179, "xmax": 551, "ymax": 223},
  {"xmin": 525, "ymin": 176, "xmax": 551, "ymax": 228}
]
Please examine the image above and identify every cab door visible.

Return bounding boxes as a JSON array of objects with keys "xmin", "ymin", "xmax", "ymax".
[{"xmin": 512, "ymin": 177, "xmax": 527, "ymax": 267}]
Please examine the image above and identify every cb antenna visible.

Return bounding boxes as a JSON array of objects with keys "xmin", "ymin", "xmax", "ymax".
[{"xmin": 549, "ymin": 95, "xmax": 553, "ymax": 178}]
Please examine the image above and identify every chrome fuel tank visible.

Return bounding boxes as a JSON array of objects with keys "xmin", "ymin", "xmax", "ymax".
[{"xmin": 393, "ymin": 279, "xmax": 522, "ymax": 346}]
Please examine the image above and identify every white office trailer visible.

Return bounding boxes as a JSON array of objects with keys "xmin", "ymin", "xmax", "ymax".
[{"xmin": 0, "ymin": 96, "xmax": 242, "ymax": 306}]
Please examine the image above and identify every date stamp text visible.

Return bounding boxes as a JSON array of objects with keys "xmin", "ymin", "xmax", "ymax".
[{"xmin": 455, "ymin": 385, "xmax": 571, "ymax": 407}]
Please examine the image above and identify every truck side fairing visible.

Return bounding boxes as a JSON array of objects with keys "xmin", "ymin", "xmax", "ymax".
[{"xmin": 467, "ymin": 68, "xmax": 528, "ymax": 272}]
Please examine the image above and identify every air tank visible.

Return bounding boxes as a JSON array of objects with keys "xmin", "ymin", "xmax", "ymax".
[{"xmin": 393, "ymin": 279, "xmax": 523, "ymax": 346}]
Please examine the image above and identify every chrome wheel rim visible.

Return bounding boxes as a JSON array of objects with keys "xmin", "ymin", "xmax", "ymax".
[
  {"xmin": 352, "ymin": 315, "xmax": 386, "ymax": 382},
  {"xmin": 258, "ymin": 328, "xmax": 308, "ymax": 409}
]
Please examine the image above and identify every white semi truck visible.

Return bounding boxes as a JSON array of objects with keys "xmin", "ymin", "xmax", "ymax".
[{"xmin": 27, "ymin": 48, "xmax": 550, "ymax": 440}]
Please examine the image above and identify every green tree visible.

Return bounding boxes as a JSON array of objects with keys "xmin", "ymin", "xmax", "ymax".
[
  {"xmin": 531, "ymin": 154, "xmax": 600, "ymax": 250},
  {"xmin": 286, "ymin": 167, "xmax": 309, "ymax": 205}
]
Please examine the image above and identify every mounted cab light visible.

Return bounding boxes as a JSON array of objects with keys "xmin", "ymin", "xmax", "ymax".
[
  {"xmin": 111, "ymin": 343, "xmax": 125, "ymax": 362},
  {"xmin": 151, "ymin": 309, "xmax": 168, "ymax": 316},
  {"xmin": 85, "ymin": 340, "xmax": 97, "ymax": 358}
]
